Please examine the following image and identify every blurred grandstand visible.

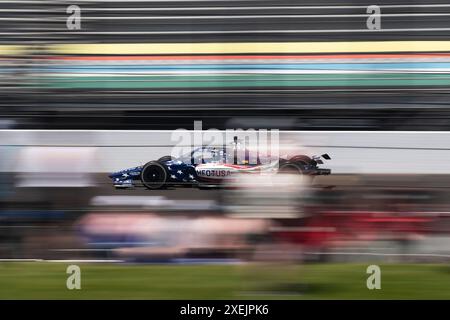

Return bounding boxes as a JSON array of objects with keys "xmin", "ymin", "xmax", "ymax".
[{"xmin": 2, "ymin": 1, "xmax": 450, "ymax": 129}]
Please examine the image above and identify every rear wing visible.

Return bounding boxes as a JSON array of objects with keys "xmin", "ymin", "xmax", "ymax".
[{"xmin": 312, "ymin": 153, "xmax": 331, "ymax": 164}]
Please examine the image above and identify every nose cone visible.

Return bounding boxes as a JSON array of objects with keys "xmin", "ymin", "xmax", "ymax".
[
  {"xmin": 108, "ymin": 166, "xmax": 142, "ymax": 180},
  {"xmin": 108, "ymin": 171, "xmax": 122, "ymax": 179}
]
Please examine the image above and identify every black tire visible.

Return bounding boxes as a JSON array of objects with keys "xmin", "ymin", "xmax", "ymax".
[
  {"xmin": 279, "ymin": 160, "xmax": 315, "ymax": 184},
  {"xmin": 278, "ymin": 161, "xmax": 304, "ymax": 174},
  {"xmin": 289, "ymin": 155, "xmax": 312, "ymax": 165},
  {"xmin": 140, "ymin": 161, "xmax": 168, "ymax": 190},
  {"xmin": 157, "ymin": 155, "xmax": 172, "ymax": 162}
]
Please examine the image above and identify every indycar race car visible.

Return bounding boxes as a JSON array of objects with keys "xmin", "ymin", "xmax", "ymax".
[{"xmin": 109, "ymin": 145, "xmax": 331, "ymax": 190}]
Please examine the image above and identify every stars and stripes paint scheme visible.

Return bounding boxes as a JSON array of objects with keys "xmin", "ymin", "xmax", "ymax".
[{"xmin": 108, "ymin": 146, "xmax": 331, "ymax": 189}]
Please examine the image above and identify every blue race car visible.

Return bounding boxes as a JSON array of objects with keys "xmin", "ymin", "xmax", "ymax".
[{"xmin": 109, "ymin": 145, "xmax": 331, "ymax": 190}]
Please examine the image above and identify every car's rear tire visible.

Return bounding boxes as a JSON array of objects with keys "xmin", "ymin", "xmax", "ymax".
[
  {"xmin": 279, "ymin": 160, "xmax": 315, "ymax": 184},
  {"xmin": 140, "ymin": 161, "xmax": 168, "ymax": 190},
  {"xmin": 278, "ymin": 161, "xmax": 303, "ymax": 174},
  {"xmin": 289, "ymin": 155, "xmax": 312, "ymax": 165}
]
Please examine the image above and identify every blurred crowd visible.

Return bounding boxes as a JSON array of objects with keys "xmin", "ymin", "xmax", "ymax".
[{"xmin": 1, "ymin": 157, "xmax": 449, "ymax": 263}]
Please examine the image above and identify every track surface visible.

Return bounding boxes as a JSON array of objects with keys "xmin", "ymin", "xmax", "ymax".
[{"xmin": 96, "ymin": 174, "xmax": 450, "ymax": 201}]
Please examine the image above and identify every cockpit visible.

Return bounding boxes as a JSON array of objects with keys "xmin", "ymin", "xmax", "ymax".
[{"xmin": 191, "ymin": 146, "xmax": 225, "ymax": 164}]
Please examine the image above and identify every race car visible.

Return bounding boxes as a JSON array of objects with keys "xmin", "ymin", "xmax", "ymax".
[{"xmin": 109, "ymin": 145, "xmax": 331, "ymax": 190}]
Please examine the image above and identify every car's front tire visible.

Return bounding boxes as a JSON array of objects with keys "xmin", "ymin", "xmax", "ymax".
[
  {"xmin": 140, "ymin": 161, "xmax": 168, "ymax": 190},
  {"xmin": 157, "ymin": 155, "xmax": 173, "ymax": 162}
]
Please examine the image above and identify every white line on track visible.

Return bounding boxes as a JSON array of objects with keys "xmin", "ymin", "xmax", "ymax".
[
  {"xmin": 4, "ymin": 13, "xmax": 450, "ymax": 20},
  {"xmin": 0, "ymin": 259, "xmax": 43, "ymax": 262}
]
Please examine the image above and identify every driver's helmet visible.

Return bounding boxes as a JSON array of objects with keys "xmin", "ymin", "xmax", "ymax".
[
  {"xmin": 205, "ymin": 146, "xmax": 222, "ymax": 162},
  {"xmin": 210, "ymin": 147, "xmax": 218, "ymax": 158}
]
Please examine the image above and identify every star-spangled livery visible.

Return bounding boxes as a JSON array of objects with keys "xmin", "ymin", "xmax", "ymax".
[{"xmin": 109, "ymin": 145, "xmax": 331, "ymax": 190}]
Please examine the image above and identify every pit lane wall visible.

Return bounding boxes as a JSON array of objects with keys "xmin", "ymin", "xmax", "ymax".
[{"xmin": 1, "ymin": 130, "xmax": 450, "ymax": 174}]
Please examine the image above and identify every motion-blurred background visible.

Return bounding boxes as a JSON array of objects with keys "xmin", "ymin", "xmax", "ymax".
[{"xmin": 0, "ymin": 0, "xmax": 449, "ymax": 299}]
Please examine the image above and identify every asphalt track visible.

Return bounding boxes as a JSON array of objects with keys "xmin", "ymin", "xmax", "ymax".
[{"xmin": 94, "ymin": 174, "xmax": 450, "ymax": 203}]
